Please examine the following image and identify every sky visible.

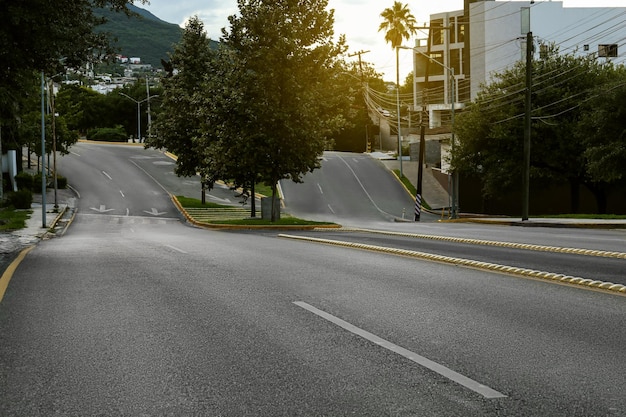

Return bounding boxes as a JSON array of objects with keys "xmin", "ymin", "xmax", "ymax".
[{"xmin": 139, "ymin": 0, "xmax": 625, "ymax": 82}]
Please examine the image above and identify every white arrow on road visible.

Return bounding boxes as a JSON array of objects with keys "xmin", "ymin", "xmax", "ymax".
[
  {"xmin": 208, "ymin": 195, "xmax": 231, "ymax": 203},
  {"xmin": 143, "ymin": 208, "xmax": 167, "ymax": 216},
  {"xmin": 90, "ymin": 205, "xmax": 115, "ymax": 213}
]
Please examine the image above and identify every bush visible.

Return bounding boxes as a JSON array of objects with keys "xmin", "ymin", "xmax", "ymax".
[
  {"xmin": 87, "ymin": 126, "xmax": 128, "ymax": 142},
  {"xmin": 32, "ymin": 173, "xmax": 46, "ymax": 192},
  {"xmin": 6, "ymin": 190, "xmax": 33, "ymax": 209},
  {"xmin": 55, "ymin": 175, "xmax": 67, "ymax": 189},
  {"xmin": 15, "ymin": 171, "xmax": 34, "ymax": 191}
]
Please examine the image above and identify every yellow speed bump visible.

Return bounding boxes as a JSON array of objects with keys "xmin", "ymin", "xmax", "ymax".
[
  {"xmin": 279, "ymin": 234, "xmax": 626, "ymax": 296},
  {"xmin": 327, "ymin": 228, "xmax": 626, "ymax": 260}
]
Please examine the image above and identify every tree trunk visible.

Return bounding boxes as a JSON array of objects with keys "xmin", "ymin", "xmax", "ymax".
[
  {"xmin": 271, "ymin": 183, "xmax": 277, "ymax": 223},
  {"xmin": 569, "ymin": 179, "xmax": 579, "ymax": 214},
  {"xmin": 586, "ymin": 182, "xmax": 607, "ymax": 214},
  {"xmin": 250, "ymin": 182, "xmax": 256, "ymax": 218}
]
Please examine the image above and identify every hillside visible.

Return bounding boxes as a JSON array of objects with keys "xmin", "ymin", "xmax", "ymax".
[{"xmin": 95, "ymin": 4, "xmax": 183, "ymax": 67}]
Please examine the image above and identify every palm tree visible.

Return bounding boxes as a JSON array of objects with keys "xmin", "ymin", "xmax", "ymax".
[{"xmin": 379, "ymin": 1, "xmax": 417, "ymax": 177}]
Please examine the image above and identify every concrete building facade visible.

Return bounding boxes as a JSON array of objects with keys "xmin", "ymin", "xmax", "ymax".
[{"xmin": 410, "ymin": 0, "xmax": 626, "ymax": 128}]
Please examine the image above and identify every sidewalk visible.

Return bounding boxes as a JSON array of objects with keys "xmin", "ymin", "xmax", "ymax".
[
  {"xmin": 372, "ymin": 154, "xmax": 626, "ymax": 229},
  {"xmin": 19, "ymin": 187, "xmax": 75, "ymax": 243}
]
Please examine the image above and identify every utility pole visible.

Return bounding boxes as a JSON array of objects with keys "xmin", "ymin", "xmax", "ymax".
[
  {"xmin": 146, "ymin": 77, "xmax": 152, "ymax": 142},
  {"xmin": 348, "ymin": 50, "xmax": 370, "ymax": 76},
  {"xmin": 41, "ymin": 72, "xmax": 46, "ymax": 228},
  {"xmin": 349, "ymin": 50, "xmax": 370, "ymax": 152},
  {"xmin": 522, "ymin": 30, "xmax": 533, "ymax": 221},
  {"xmin": 415, "ymin": 28, "xmax": 433, "ymax": 221}
]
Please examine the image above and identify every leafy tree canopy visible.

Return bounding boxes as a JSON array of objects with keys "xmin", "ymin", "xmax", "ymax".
[
  {"xmin": 0, "ymin": 0, "xmax": 146, "ymax": 126},
  {"xmin": 217, "ymin": 0, "xmax": 349, "ymax": 190},
  {"xmin": 454, "ymin": 43, "xmax": 626, "ymax": 213}
]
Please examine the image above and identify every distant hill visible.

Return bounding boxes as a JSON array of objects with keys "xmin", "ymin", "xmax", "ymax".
[{"xmin": 95, "ymin": 4, "xmax": 218, "ymax": 68}]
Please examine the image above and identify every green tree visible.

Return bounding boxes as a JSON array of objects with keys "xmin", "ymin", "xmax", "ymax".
[
  {"xmin": 56, "ymin": 85, "xmax": 104, "ymax": 135},
  {"xmin": 379, "ymin": 1, "xmax": 417, "ymax": 170},
  {"xmin": 333, "ymin": 62, "xmax": 385, "ymax": 152},
  {"xmin": 455, "ymin": 45, "xmax": 620, "ymax": 213},
  {"xmin": 0, "ymin": 0, "xmax": 146, "ymax": 127},
  {"xmin": 146, "ymin": 17, "xmax": 216, "ymax": 192},
  {"xmin": 1, "ymin": 0, "xmax": 147, "ymax": 173},
  {"xmin": 214, "ymin": 0, "xmax": 350, "ymax": 221},
  {"xmin": 577, "ymin": 65, "xmax": 626, "ymax": 185}
]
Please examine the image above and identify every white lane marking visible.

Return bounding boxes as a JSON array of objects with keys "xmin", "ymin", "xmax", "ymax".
[
  {"xmin": 294, "ymin": 301, "xmax": 507, "ymax": 399},
  {"xmin": 102, "ymin": 171, "xmax": 112, "ymax": 180},
  {"xmin": 90, "ymin": 205, "xmax": 115, "ymax": 213},
  {"xmin": 337, "ymin": 155, "xmax": 395, "ymax": 218},
  {"xmin": 317, "ymin": 183, "xmax": 324, "ymax": 194},
  {"xmin": 327, "ymin": 204, "xmax": 335, "ymax": 214},
  {"xmin": 165, "ymin": 244, "xmax": 187, "ymax": 254},
  {"xmin": 119, "ymin": 190, "xmax": 125, "ymax": 198}
]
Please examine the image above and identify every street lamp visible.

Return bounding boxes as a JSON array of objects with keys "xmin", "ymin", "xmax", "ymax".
[
  {"xmin": 119, "ymin": 92, "xmax": 149, "ymax": 143},
  {"xmin": 400, "ymin": 45, "xmax": 459, "ymax": 219}
]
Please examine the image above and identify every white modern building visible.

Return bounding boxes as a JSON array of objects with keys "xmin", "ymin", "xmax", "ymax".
[{"xmin": 410, "ymin": 0, "xmax": 626, "ymax": 128}]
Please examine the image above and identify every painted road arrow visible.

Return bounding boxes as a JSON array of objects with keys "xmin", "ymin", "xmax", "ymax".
[
  {"xmin": 143, "ymin": 208, "xmax": 167, "ymax": 216},
  {"xmin": 90, "ymin": 205, "xmax": 115, "ymax": 213}
]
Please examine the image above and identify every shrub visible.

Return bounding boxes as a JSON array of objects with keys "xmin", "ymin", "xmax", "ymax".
[
  {"xmin": 6, "ymin": 190, "xmax": 33, "ymax": 209},
  {"xmin": 87, "ymin": 126, "xmax": 128, "ymax": 142},
  {"xmin": 14, "ymin": 171, "xmax": 34, "ymax": 191},
  {"xmin": 55, "ymin": 175, "xmax": 67, "ymax": 189},
  {"xmin": 32, "ymin": 173, "xmax": 46, "ymax": 192}
]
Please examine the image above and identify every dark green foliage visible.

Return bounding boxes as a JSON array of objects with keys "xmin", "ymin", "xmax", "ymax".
[
  {"xmin": 0, "ymin": 0, "xmax": 146, "ymax": 126},
  {"xmin": 55, "ymin": 175, "xmax": 68, "ymax": 189},
  {"xmin": 14, "ymin": 172, "xmax": 34, "ymax": 191},
  {"xmin": 6, "ymin": 190, "xmax": 33, "ymax": 209},
  {"xmin": 87, "ymin": 127, "xmax": 128, "ymax": 142},
  {"xmin": 216, "ymin": 0, "xmax": 351, "ymax": 221},
  {"xmin": 147, "ymin": 16, "xmax": 214, "ymax": 181},
  {"xmin": 32, "ymin": 173, "xmax": 45, "ymax": 193},
  {"xmin": 153, "ymin": 2, "xmax": 354, "ymax": 222},
  {"xmin": 454, "ymin": 44, "xmax": 625, "ymax": 213}
]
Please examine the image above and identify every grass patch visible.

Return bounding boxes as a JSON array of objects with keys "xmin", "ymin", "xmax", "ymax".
[
  {"xmin": 0, "ymin": 207, "xmax": 31, "ymax": 231},
  {"xmin": 253, "ymin": 183, "xmax": 272, "ymax": 197},
  {"xmin": 176, "ymin": 195, "xmax": 336, "ymax": 226},
  {"xmin": 175, "ymin": 195, "xmax": 231, "ymax": 209},
  {"xmin": 393, "ymin": 169, "xmax": 431, "ymax": 210}
]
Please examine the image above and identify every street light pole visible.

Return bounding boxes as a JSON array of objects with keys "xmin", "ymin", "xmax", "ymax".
[
  {"xmin": 396, "ymin": 46, "xmax": 403, "ymax": 178},
  {"xmin": 400, "ymin": 45, "xmax": 459, "ymax": 219},
  {"xmin": 120, "ymin": 91, "xmax": 157, "ymax": 143},
  {"xmin": 41, "ymin": 72, "xmax": 47, "ymax": 228}
]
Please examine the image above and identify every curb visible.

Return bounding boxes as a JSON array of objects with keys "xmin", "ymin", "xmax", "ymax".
[
  {"xmin": 440, "ymin": 217, "xmax": 626, "ymax": 229},
  {"xmin": 0, "ymin": 246, "xmax": 36, "ymax": 303},
  {"xmin": 171, "ymin": 195, "xmax": 341, "ymax": 230}
]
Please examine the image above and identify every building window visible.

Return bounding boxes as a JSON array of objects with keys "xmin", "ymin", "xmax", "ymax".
[
  {"xmin": 450, "ymin": 48, "xmax": 461, "ymax": 75},
  {"xmin": 430, "ymin": 51, "xmax": 445, "ymax": 76},
  {"xmin": 450, "ymin": 20, "xmax": 456, "ymax": 44},
  {"xmin": 432, "ymin": 19, "xmax": 444, "ymax": 45},
  {"xmin": 598, "ymin": 44, "xmax": 618, "ymax": 57},
  {"xmin": 458, "ymin": 23, "xmax": 465, "ymax": 43}
]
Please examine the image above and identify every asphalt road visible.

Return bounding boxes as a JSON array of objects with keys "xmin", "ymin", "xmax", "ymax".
[
  {"xmin": 0, "ymin": 143, "xmax": 624, "ymax": 416},
  {"xmin": 280, "ymin": 152, "xmax": 440, "ymax": 224}
]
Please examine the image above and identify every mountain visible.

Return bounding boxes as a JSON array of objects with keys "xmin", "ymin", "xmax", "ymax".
[{"xmin": 95, "ymin": 4, "xmax": 183, "ymax": 67}]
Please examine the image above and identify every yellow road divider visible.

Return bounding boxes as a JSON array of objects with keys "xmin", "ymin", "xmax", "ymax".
[{"xmin": 279, "ymin": 233, "xmax": 626, "ymax": 296}]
